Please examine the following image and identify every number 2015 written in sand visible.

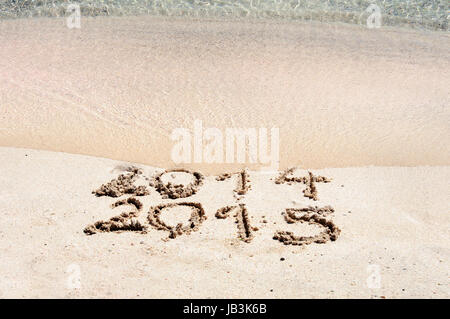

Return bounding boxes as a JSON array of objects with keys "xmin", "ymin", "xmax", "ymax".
[{"xmin": 84, "ymin": 167, "xmax": 341, "ymax": 247}]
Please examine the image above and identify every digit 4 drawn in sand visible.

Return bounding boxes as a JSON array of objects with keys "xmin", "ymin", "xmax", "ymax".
[{"xmin": 275, "ymin": 167, "xmax": 331, "ymax": 200}]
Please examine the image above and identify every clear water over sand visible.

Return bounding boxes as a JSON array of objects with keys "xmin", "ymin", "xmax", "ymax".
[
  {"xmin": 1, "ymin": 1, "xmax": 448, "ymax": 31},
  {"xmin": 0, "ymin": 16, "xmax": 448, "ymax": 174}
]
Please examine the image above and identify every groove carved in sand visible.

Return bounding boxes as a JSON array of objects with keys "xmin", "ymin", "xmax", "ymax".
[
  {"xmin": 275, "ymin": 167, "xmax": 331, "ymax": 200},
  {"xmin": 148, "ymin": 202, "xmax": 207, "ymax": 239},
  {"xmin": 153, "ymin": 169, "xmax": 204, "ymax": 199},
  {"xmin": 215, "ymin": 169, "xmax": 255, "ymax": 242},
  {"xmin": 92, "ymin": 166, "xmax": 149, "ymax": 197},
  {"xmin": 84, "ymin": 197, "xmax": 146, "ymax": 235},
  {"xmin": 216, "ymin": 169, "xmax": 251, "ymax": 196},
  {"xmin": 215, "ymin": 204, "xmax": 256, "ymax": 243},
  {"xmin": 273, "ymin": 206, "xmax": 341, "ymax": 246},
  {"xmin": 85, "ymin": 167, "xmax": 341, "ymax": 248}
]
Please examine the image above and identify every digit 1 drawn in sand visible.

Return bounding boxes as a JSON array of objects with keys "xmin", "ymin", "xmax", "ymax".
[
  {"xmin": 275, "ymin": 167, "xmax": 331, "ymax": 200},
  {"xmin": 216, "ymin": 169, "xmax": 256, "ymax": 242},
  {"xmin": 92, "ymin": 166, "xmax": 150, "ymax": 197},
  {"xmin": 216, "ymin": 169, "xmax": 251, "ymax": 196},
  {"xmin": 236, "ymin": 169, "xmax": 251, "ymax": 195},
  {"xmin": 215, "ymin": 204, "xmax": 256, "ymax": 243},
  {"xmin": 153, "ymin": 169, "xmax": 204, "ymax": 199},
  {"xmin": 273, "ymin": 206, "xmax": 340, "ymax": 246},
  {"xmin": 84, "ymin": 197, "xmax": 146, "ymax": 235},
  {"xmin": 148, "ymin": 202, "xmax": 207, "ymax": 240}
]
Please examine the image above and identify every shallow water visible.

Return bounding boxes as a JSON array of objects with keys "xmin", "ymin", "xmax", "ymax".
[
  {"xmin": 0, "ymin": 17, "xmax": 448, "ymax": 174},
  {"xmin": 0, "ymin": 0, "xmax": 448, "ymax": 31}
]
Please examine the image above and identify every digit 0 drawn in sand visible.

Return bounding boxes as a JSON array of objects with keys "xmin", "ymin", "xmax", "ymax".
[
  {"xmin": 148, "ymin": 202, "xmax": 207, "ymax": 240},
  {"xmin": 92, "ymin": 166, "xmax": 149, "ymax": 197},
  {"xmin": 273, "ymin": 206, "xmax": 341, "ymax": 246},
  {"xmin": 84, "ymin": 197, "xmax": 146, "ymax": 235},
  {"xmin": 153, "ymin": 169, "xmax": 204, "ymax": 199},
  {"xmin": 215, "ymin": 204, "xmax": 257, "ymax": 243},
  {"xmin": 275, "ymin": 167, "xmax": 331, "ymax": 200}
]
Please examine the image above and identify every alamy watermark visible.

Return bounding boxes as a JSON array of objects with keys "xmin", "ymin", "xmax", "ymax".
[
  {"xmin": 66, "ymin": 4, "xmax": 81, "ymax": 29},
  {"xmin": 171, "ymin": 119, "xmax": 279, "ymax": 171},
  {"xmin": 66, "ymin": 263, "xmax": 82, "ymax": 290},
  {"xmin": 366, "ymin": 264, "xmax": 381, "ymax": 289},
  {"xmin": 365, "ymin": 4, "xmax": 382, "ymax": 29}
]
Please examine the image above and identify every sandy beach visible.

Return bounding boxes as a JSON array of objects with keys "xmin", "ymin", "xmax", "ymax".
[
  {"xmin": 0, "ymin": 146, "xmax": 448, "ymax": 298},
  {"xmin": 0, "ymin": 10, "xmax": 449, "ymax": 299}
]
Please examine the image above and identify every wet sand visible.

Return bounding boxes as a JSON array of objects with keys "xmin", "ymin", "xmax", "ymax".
[{"xmin": 0, "ymin": 16, "xmax": 449, "ymax": 174}]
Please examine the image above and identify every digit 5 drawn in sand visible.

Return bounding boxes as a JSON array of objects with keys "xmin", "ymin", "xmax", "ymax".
[{"xmin": 273, "ymin": 206, "xmax": 341, "ymax": 246}]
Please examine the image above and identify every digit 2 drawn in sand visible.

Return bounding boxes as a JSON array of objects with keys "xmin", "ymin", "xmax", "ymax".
[
  {"xmin": 84, "ymin": 197, "xmax": 146, "ymax": 234},
  {"xmin": 92, "ymin": 167, "xmax": 149, "ymax": 198}
]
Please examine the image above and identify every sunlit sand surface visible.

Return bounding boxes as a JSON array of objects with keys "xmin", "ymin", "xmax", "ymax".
[{"xmin": 0, "ymin": 147, "xmax": 448, "ymax": 298}]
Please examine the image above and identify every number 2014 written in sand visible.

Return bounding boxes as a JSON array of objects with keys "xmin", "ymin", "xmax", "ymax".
[{"xmin": 84, "ymin": 167, "xmax": 341, "ymax": 247}]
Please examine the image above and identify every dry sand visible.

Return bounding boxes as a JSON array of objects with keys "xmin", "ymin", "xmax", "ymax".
[
  {"xmin": 0, "ymin": 146, "xmax": 448, "ymax": 298},
  {"xmin": 0, "ymin": 16, "xmax": 449, "ymax": 174}
]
